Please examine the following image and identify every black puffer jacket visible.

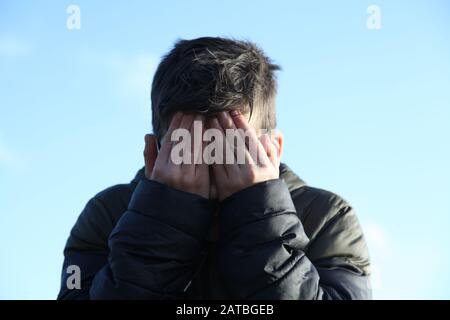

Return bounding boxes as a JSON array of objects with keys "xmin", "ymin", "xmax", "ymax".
[{"xmin": 58, "ymin": 163, "xmax": 371, "ymax": 299}]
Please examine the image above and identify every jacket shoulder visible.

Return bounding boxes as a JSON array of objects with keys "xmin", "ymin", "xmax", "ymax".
[
  {"xmin": 64, "ymin": 182, "xmax": 137, "ymax": 253},
  {"xmin": 291, "ymin": 185, "xmax": 351, "ymax": 228},
  {"xmin": 290, "ymin": 185, "xmax": 371, "ymax": 275}
]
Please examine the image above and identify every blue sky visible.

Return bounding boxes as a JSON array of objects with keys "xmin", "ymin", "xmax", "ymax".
[{"xmin": 1, "ymin": 0, "xmax": 449, "ymax": 299}]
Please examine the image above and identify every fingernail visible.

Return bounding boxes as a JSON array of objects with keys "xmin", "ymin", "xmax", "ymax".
[{"xmin": 230, "ymin": 110, "xmax": 240, "ymax": 117}]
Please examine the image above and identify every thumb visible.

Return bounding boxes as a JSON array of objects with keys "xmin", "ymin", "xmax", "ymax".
[{"xmin": 144, "ymin": 134, "xmax": 158, "ymax": 179}]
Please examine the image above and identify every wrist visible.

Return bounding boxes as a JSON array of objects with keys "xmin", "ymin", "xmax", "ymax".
[{"xmin": 219, "ymin": 179, "xmax": 295, "ymax": 234}]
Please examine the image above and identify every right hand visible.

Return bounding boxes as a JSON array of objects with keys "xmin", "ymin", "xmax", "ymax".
[{"xmin": 143, "ymin": 112, "xmax": 210, "ymax": 199}]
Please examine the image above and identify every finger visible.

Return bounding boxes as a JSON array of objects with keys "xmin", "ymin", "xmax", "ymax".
[
  {"xmin": 217, "ymin": 111, "xmax": 254, "ymax": 166},
  {"xmin": 260, "ymin": 133, "xmax": 277, "ymax": 168},
  {"xmin": 179, "ymin": 113, "xmax": 195, "ymax": 129},
  {"xmin": 254, "ymin": 136, "xmax": 271, "ymax": 167},
  {"xmin": 229, "ymin": 109, "xmax": 250, "ymax": 131},
  {"xmin": 161, "ymin": 112, "xmax": 183, "ymax": 146},
  {"xmin": 229, "ymin": 110, "xmax": 270, "ymax": 166},
  {"xmin": 176, "ymin": 113, "xmax": 195, "ymax": 166},
  {"xmin": 217, "ymin": 110, "xmax": 237, "ymax": 131},
  {"xmin": 144, "ymin": 134, "xmax": 158, "ymax": 178},
  {"xmin": 269, "ymin": 132, "xmax": 282, "ymax": 168},
  {"xmin": 206, "ymin": 117, "xmax": 228, "ymax": 190},
  {"xmin": 207, "ymin": 116, "xmax": 234, "ymax": 177},
  {"xmin": 217, "ymin": 112, "xmax": 238, "ymax": 165},
  {"xmin": 191, "ymin": 114, "xmax": 205, "ymax": 173},
  {"xmin": 197, "ymin": 116, "xmax": 209, "ymax": 170},
  {"xmin": 160, "ymin": 112, "xmax": 183, "ymax": 163}
]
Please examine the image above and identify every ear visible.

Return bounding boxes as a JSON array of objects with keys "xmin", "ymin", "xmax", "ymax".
[{"xmin": 270, "ymin": 129, "xmax": 283, "ymax": 160}]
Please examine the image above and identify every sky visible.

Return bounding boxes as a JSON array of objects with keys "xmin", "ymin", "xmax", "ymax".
[{"xmin": 0, "ymin": 0, "xmax": 449, "ymax": 299}]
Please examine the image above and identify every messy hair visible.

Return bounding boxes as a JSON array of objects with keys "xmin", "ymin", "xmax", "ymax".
[{"xmin": 151, "ymin": 37, "xmax": 280, "ymax": 141}]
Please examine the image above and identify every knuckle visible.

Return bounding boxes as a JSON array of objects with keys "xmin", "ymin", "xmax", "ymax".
[
  {"xmin": 245, "ymin": 169, "xmax": 256, "ymax": 182},
  {"xmin": 180, "ymin": 173, "xmax": 191, "ymax": 186},
  {"xmin": 152, "ymin": 166, "xmax": 163, "ymax": 179}
]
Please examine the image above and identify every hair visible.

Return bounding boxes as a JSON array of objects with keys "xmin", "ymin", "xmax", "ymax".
[{"xmin": 151, "ymin": 37, "xmax": 280, "ymax": 141}]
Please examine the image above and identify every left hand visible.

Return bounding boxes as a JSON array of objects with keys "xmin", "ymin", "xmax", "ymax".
[{"xmin": 207, "ymin": 110, "xmax": 281, "ymax": 201}]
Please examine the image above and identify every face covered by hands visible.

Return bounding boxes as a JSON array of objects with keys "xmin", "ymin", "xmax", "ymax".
[{"xmin": 143, "ymin": 110, "xmax": 283, "ymax": 201}]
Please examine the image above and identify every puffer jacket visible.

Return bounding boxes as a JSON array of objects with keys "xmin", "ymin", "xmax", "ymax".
[{"xmin": 58, "ymin": 163, "xmax": 371, "ymax": 299}]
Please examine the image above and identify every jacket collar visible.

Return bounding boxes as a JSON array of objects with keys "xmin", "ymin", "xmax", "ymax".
[{"xmin": 279, "ymin": 163, "xmax": 306, "ymax": 192}]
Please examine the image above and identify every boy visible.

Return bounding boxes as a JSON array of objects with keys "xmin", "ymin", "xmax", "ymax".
[{"xmin": 58, "ymin": 37, "xmax": 371, "ymax": 299}]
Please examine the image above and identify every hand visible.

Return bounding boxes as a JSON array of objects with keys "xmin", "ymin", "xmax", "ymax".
[
  {"xmin": 208, "ymin": 110, "xmax": 281, "ymax": 201},
  {"xmin": 143, "ymin": 112, "xmax": 210, "ymax": 199}
]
